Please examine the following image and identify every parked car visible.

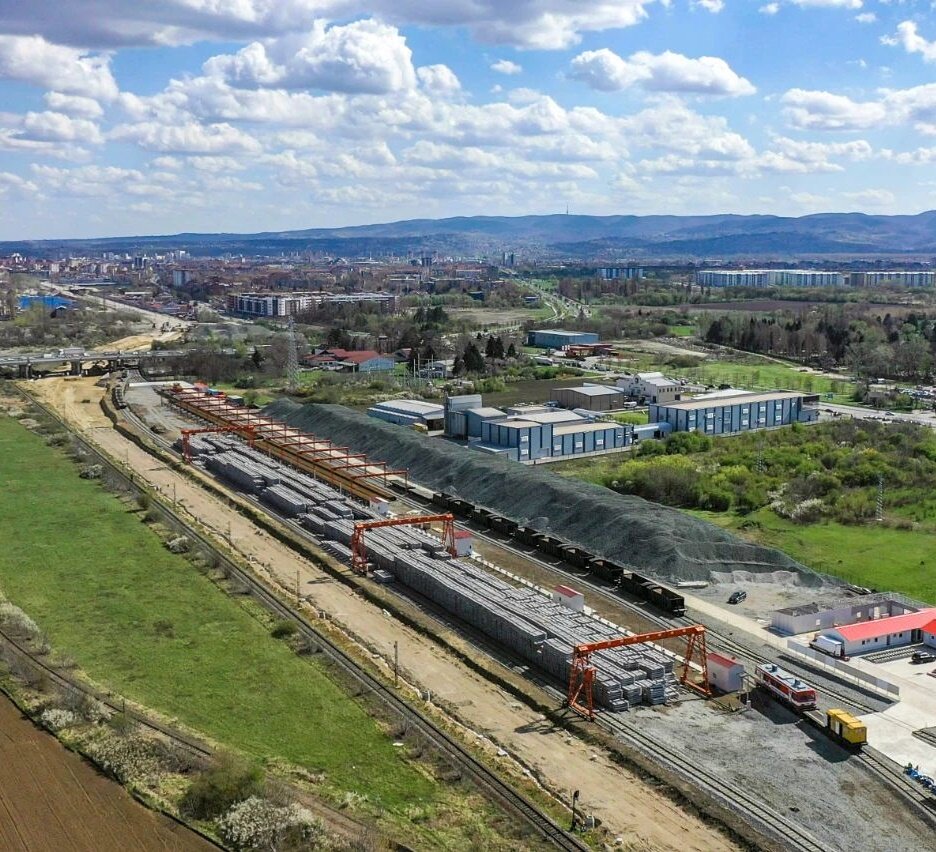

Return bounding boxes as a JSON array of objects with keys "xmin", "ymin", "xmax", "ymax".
[
  {"xmin": 728, "ymin": 590, "xmax": 747, "ymax": 605},
  {"xmin": 911, "ymin": 650, "xmax": 936, "ymax": 664}
]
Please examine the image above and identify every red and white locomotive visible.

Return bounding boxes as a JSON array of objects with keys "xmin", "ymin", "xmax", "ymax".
[{"xmin": 755, "ymin": 663, "xmax": 817, "ymax": 710}]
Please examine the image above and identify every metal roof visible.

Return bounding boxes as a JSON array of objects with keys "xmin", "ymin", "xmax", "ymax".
[
  {"xmin": 373, "ymin": 399, "xmax": 444, "ymax": 416},
  {"xmin": 655, "ymin": 391, "xmax": 808, "ymax": 411},
  {"xmin": 824, "ymin": 608, "xmax": 936, "ymax": 642},
  {"xmin": 559, "ymin": 385, "xmax": 624, "ymax": 397}
]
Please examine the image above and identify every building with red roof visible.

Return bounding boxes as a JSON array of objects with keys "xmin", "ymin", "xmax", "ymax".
[{"xmin": 819, "ymin": 608, "xmax": 936, "ymax": 656}]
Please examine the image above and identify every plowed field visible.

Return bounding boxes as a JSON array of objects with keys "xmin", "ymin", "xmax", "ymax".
[{"xmin": 0, "ymin": 695, "xmax": 215, "ymax": 852}]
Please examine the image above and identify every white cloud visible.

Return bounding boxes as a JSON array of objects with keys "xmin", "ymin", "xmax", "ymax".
[
  {"xmin": 0, "ymin": 172, "xmax": 39, "ymax": 195},
  {"xmin": 19, "ymin": 111, "xmax": 103, "ymax": 144},
  {"xmin": 841, "ymin": 188, "xmax": 895, "ymax": 208},
  {"xmin": 692, "ymin": 0, "xmax": 725, "ymax": 12},
  {"xmin": 0, "ymin": 0, "xmax": 659, "ymax": 51},
  {"xmin": 491, "ymin": 59, "xmax": 522, "ymax": 75},
  {"xmin": 204, "ymin": 20, "xmax": 417, "ymax": 94},
  {"xmin": 110, "ymin": 121, "xmax": 262, "ymax": 153},
  {"xmin": 854, "ymin": 12, "xmax": 876, "ymax": 23},
  {"xmin": 781, "ymin": 88, "xmax": 886, "ymax": 129},
  {"xmin": 417, "ymin": 64, "xmax": 461, "ymax": 95},
  {"xmin": 886, "ymin": 21, "xmax": 936, "ymax": 62},
  {"xmin": 790, "ymin": 0, "xmax": 861, "ymax": 8},
  {"xmin": 0, "ymin": 35, "xmax": 118, "ymax": 100},
  {"xmin": 569, "ymin": 49, "xmax": 755, "ymax": 96},
  {"xmin": 760, "ymin": 3, "xmax": 779, "ymax": 14},
  {"xmin": 43, "ymin": 92, "xmax": 104, "ymax": 119}
]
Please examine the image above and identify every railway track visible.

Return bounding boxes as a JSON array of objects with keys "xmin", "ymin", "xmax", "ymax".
[
  {"xmin": 117, "ymin": 395, "xmax": 935, "ymax": 837},
  {"xmin": 24, "ymin": 388, "xmax": 591, "ymax": 852},
  {"xmin": 601, "ymin": 713, "xmax": 828, "ymax": 852},
  {"xmin": 391, "ymin": 485, "xmax": 881, "ymax": 715},
  {"xmin": 0, "ymin": 624, "xmax": 213, "ymax": 760}
]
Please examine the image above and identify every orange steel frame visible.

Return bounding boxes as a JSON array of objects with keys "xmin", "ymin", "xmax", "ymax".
[
  {"xmin": 351, "ymin": 514, "xmax": 456, "ymax": 575},
  {"xmin": 180, "ymin": 425, "xmax": 256, "ymax": 462},
  {"xmin": 165, "ymin": 386, "xmax": 405, "ymax": 498},
  {"xmin": 567, "ymin": 625, "xmax": 711, "ymax": 721}
]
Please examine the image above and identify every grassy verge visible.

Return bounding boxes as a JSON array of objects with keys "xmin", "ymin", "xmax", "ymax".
[
  {"xmin": 609, "ymin": 410, "xmax": 649, "ymax": 426},
  {"xmin": 692, "ymin": 508, "xmax": 936, "ymax": 604},
  {"xmin": 0, "ymin": 413, "xmax": 521, "ymax": 846}
]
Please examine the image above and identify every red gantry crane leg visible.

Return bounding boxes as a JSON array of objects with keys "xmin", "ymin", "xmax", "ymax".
[
  {"xmin": 350, "ymin": 514, "xmax": 456, "ymax": 575},
  {"xmin": 567, "ymin": 625, "xmax": 711, "ymax": 721}
]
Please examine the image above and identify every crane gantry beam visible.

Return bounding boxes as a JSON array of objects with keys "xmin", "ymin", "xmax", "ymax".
[
  {"xmin": 351, "ymin": 514, "xmax": 456, "ymax": 575},
  {"xmin": 568, "ymin": 624, "xmax": 711, "ymax": 721}
]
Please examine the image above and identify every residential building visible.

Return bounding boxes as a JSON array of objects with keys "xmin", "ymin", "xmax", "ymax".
[
  {"xmin": 527, "ymin": 329, "xmax": 599, "ymax": 349},
  {"xmin": 848, "ymin": 271, "xmax": 935, "ymax": 288},
  {"xmin": 305, "ymin": 348, "xmax": 395, "ymax": 372},
  {"xmin": 648, "ymin": 390, "xmax": 819, "ymax": 435},
  {"xmin": 228, "ymin": 291, "xmax": 396, "ymax": 317},
  {"xmin": 695, "ymin": 269, "xmax": 845, "ymax": 288}
]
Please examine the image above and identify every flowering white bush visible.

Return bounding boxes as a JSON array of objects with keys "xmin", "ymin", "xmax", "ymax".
[
  {"xmin": 40, "ymin": 708, "xmax": 78, "ymax": 731},
  {"xmin": 772, "ymin": 497, "xmax": 825, "ymax": 524},
  {"xmin": 92, "ymin": 735, "xmax": 161, "ymax": 784},
  {"xmin": 217, "ymin": 796, "xmax": 324, "ymax": 850},
  {"xmin": 0, "ymin": 601, "xmax": 41, "ymax": 639}
]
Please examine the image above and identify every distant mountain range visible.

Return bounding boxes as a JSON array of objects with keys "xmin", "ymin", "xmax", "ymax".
[{"xmin": 5, "ymin": 211, "xmax": 936, "ymax": 259}]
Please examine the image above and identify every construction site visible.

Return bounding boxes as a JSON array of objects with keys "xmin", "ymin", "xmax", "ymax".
[{"xmin": 7, "ymin": 368, "xmax": 936, "ymax": 852}]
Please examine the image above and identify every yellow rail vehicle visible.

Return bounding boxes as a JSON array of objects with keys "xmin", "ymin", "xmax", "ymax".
[{"xmin": 827, "ymin": 708, "xmax": 867, "ymax": 748}]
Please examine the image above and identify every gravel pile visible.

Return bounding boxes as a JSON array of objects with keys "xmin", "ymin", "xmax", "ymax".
[{"xmin": 265, "ymin": 400, "xmax": 823, "ymax": 586}]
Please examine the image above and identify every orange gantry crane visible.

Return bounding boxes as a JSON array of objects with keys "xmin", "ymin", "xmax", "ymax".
[
  {"xmin": 567, "ymin": 625, "xmax": 711, "ymax": 721},
  {"xmin": 180, "ymin": 425, "xmax": 256, "ymax": 463},
  {"xmin": 351, "ymin": 514, "xmax": 456, "ymax": 575}
]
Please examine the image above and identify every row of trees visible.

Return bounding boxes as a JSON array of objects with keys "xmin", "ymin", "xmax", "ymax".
[{"xmin": 701, "ymin": 308, "xmax": 936, "ymax": 380}]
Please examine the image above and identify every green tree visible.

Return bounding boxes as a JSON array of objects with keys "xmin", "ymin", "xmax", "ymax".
[{"xmin": 463, "ymin": 342, "xmax": 485, "ymax": 374}]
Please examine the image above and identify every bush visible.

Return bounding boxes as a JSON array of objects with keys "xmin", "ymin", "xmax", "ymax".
[
  {"xmin": 180, "ymin": 756, "xmax": 264, "ymax": 820},
  {"xmin": 270, "ymin": 619, "xmax": 298, "ymax": 639},
  {"xmin": 217, "ymin": 797, "xmax": 325, "ymax": 851}
]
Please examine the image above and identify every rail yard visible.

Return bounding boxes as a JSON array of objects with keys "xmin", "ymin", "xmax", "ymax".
[{"xmin": 0, "ymin": 369, "xmax": 932, "ymax": 851}]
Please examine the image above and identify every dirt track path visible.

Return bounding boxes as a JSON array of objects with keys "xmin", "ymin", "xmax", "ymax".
[
  {"xmin": 28, "ymin": 377, "xmax": 738, "ymax": 852},
  {"xmin": 0, "ymin": 694, "xmax": 213, "ymax": 852}
]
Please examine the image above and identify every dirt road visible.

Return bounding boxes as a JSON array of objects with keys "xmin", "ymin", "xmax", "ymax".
[
  {"xmin": 0, "ymin": 694, "xmax": 214, "ymax": 852},
  {"xmin": 27, "ymin": 377, "xmax": 738, "ymax": 851}
]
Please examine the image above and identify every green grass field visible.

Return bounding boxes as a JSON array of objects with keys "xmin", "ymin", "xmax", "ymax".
[
  {"xmin": 618, "ymin": 348, "xmax": 855, "ymax": 403},
  {"xmin": 693, "ymin": 508, "xmax": 936, "ymax": 604},
  {"xmin": 0, "ymin": 415, "xmax": 439, "ymax": 813},
  {"xmin": 609, "ymin": 410, "xmax": 649, "ymax": 425}
]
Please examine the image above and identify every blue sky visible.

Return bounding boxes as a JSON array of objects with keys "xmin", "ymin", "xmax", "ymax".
[{"xmin": 0, "ymin": 0, "xmax": 934, "ymax": 239}]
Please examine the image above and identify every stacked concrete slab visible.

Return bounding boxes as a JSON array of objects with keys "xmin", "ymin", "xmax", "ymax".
[
  {"xmin": 185, "ymin": 439, "xmax": 369, "ymax": 522},
  {"xmin": 182, "ymin": 433, "xmax": 676, "ymax": 711}
]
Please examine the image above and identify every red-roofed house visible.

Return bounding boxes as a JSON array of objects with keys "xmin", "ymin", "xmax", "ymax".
[
  {"xmin": 819, "ymin": 608, "xmax": 936, "ymax": 656},
  {"xmin": 551, "ymin": 585, "xmax": 585, "ymax": 612},
  {"xmin": 305, "ymin": 348, "xmax": 395, "ymax": 373}
]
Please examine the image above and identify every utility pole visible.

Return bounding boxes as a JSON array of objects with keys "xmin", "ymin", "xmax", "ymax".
[
  {"xmin": 570, "ymin": 789, "xmax": 580, "ymax": 832},
  {"xmin": 296, "ymin": 569, "xmax": 300, "ymax": 605},
  {"xmin": 394, "ymin": 640, "xmax": 399, "ymax": 686}
]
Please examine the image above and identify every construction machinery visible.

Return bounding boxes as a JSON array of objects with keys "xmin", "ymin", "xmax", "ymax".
[
  {"xmin": 568, "ymin": 625, "xmax": 711, "ymax": 720},
  {"xmin": 351, "ymin": 514, "xmax": 456, "ymax": 575}
]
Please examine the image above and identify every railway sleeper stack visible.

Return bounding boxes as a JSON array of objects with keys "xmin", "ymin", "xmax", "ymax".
[{"xmin": 184, "ymin": 435, "xmax": 675, "ymax": 710}]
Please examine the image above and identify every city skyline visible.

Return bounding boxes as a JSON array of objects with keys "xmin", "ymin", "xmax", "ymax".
[{"xmin": 1, "ymin": 1, "xmax": 936, "ymax": 239}]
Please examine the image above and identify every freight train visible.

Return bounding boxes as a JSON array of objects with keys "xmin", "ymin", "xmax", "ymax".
[
  {"xmin": 826, "ymin": 708, "xmax": 867, "ymax": 748},
  {"xmin": 406, "ymin": 488, "xmax": 687, "ymax": 616},
  {"xmin": 755, "ymin": 663, "xmax": 817, "ymax": 711}
]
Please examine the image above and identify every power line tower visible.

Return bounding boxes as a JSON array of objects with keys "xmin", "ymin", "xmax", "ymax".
[
  {"xmin": 286, "ymin": 315, "xmax": 300, "ymax": 393},
  {"xmin": 876, "ymin": 474, "xmax": 884, "ymax": 522}
]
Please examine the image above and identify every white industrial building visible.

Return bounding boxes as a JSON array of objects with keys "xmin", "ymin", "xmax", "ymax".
[
  {"xmin": 814, "ymin": 609, "xmax": 936, "ymax": 657},
  {"xmin": 368, "ymin": 399, "xmax": 445, "ymax": 431},
  {"xmin": 706, "ymin": 652, "xmax": 745, "ymax": 693},
  {"xmin": 770, "ymin": 593, "xmax": 923, "ymax": 636},
  {"xmin": 617, "ymin": 372, "xmax": 682, "ymax": 405}
]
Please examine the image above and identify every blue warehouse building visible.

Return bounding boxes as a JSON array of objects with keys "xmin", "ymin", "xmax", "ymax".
[
  {"xmin": 648, "ymin": 391, "xmax": 819, "ymax": 435},
  {"xmin": 478, "ymin": 417, "xmax": 631, "ymax": 463},
  {"xmin": 527, "ymin": 329, "xmax": 599, "ymax": 349}
]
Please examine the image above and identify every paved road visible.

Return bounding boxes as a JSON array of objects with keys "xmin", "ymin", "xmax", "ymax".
[{"xmin": 821, "ymin": 402, "xmax": 936, "ymax": 428}]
